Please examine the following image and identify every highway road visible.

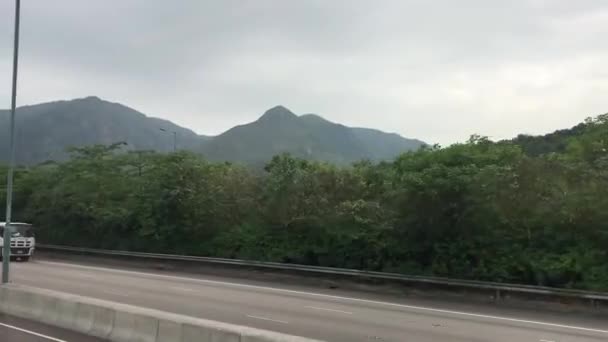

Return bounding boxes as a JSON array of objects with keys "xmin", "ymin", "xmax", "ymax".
[
  {"xmin": 0, "ymin": 314, "xmax": 106, "ymax": 342},
  {"xmin": 9, "ymin": 259, "xmax": 608, "ymax": 342}
]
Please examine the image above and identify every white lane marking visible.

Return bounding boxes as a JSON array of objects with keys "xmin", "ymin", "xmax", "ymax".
[
  {"xmin": 246, "ymin": 315, "xmax": 289, "ymax": 324},
  {"xmin": 540, "ymin": 340, "xmax": 556, "ymax": 342},
  {"xmin": 170, "ymin": 286, "xmax": 196, "ymax": 292},
  {"xmin": 0, "ymin": 322, "xmax": 67, "ymax": 342},
  {"xmin": 305, "ymin": 306, "xmax": 353, "ymax": 315},
  {"xmin": 35, "ymin": 261, "xmax": 608, "ymax": 334},
  {"xmin": 101, "ymin": 289, "xmax": 129, "ymax": 297},
  {"xmin": 79, "ymin": 273, "xmax": 97, "ymax": 279}
]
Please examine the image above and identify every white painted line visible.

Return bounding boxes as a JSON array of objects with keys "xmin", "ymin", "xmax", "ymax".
[
  {"xmin": 36, "ymin": 261, "xmax": 608, "ymax": 335},
  {"xmin": 79, "ymin": 273, "xmax": 97, "ymax": 279},
  {"xmin": 101, "ymin": 289, "xmax": 129, "ymax": 297},
  {"xmin": 246, "ymin": 315, "xmax": 289, "ymax": 324},
  {"xmin": 170, "ymin": 286, "xmax": 195, "ymax": 292},
  {"xmin": 539, "ymin": 340, "xmax": 556, "ymax": 342},
  {"xmin": 305, "ymin": 305, "xmax": 353, "ymax": 314},
  {"xmin": 0, "ymin": 322, "xmax": 67, "ymax": 342}
]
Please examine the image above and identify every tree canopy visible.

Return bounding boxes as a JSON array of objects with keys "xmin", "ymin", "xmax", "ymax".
[{"xmin": 2, "ymin": 114, "xmax": 607, "ymax": 290}]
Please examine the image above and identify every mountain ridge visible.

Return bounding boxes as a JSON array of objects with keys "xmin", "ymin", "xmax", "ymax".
[{"xmin": 0, "ymin": 97, "xmax": 426, "ymax": 165}]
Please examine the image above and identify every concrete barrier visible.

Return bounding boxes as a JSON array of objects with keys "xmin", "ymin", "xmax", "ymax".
[
  {"xmin": 0, "ymin": 284, "xmax": 322, "ymax": 342},
  {"xmin": 109, "ymin": 310, "xmax": 159, "ymax": 342}
]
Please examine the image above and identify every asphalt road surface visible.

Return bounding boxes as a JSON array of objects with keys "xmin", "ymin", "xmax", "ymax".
[
  {"xmin": 8, "ymin": 260, "xmax": 608, "ymax": 342},
  {"xmin": 0, "ymin": 314, "xmax": 106, "ymax": 342}
]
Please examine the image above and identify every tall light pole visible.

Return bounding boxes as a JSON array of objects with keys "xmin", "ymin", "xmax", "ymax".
[
  {"xmin": 159, "ymin": 128, "xmax": 177, "ymax": 152},
  {"xmin": 3, "ymin": 0, "xmax": 21, "ymax": 284}
]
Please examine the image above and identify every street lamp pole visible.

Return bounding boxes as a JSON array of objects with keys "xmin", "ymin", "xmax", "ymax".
[
  {"xmin": 172, "ymin": 131, "xmax": 176, "ymax": 152},
  {"xmin": 159, "ymin": 128, "xmax": 177, "ymax": 152},
  {"xmin": 3, "ymin": 0, "xmax": 21, "ymax": 284}
]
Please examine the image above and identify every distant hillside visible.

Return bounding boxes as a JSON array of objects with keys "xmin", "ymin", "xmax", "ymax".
[
  {"xmin": 508, "ymin": 121, "xmax": 591, "ymax": 156},
  {"xmin": 0, "ymin": 97, "xmax": 425, "ymax": 165},
  {"xmin": 0, "ymin": 97, "xmax": 205, "ymax": 164},
  {"xmin": 200, "ymin": 106, "xmax": 425, "ymax": 163}
]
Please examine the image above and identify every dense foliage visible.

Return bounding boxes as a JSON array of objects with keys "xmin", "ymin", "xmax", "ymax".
[{"xmin": 1, "ymin": 115, "xmax": 607, "ymax": 290}]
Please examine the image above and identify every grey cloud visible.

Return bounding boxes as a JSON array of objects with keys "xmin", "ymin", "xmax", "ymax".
[{"xmin": 1, "ymin": 0, "xmax": 607, "ymax": 144}]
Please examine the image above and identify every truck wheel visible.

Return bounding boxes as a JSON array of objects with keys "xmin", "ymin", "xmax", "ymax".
[{"xmin": 20, "ymin": 256, "xmax": 30, "ymax": 262}]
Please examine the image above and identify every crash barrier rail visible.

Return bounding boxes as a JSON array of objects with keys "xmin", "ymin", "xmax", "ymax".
[
  {"xmin": 37, "ymin": 244, "xmax": 608, "ymax": 308},
  {"xmin": 0, "ymin": 284, "xmax": 321, "ymax": 342}
]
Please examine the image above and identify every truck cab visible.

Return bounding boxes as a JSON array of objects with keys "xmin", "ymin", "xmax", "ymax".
[{"xmin": 0, "ymin": 222, "xmax": 35, "ymax": 261}]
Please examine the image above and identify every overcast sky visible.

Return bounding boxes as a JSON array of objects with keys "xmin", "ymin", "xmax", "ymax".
[{"xmin": 1, "ymin": 1, "xmax": 607, "ymax": 144}]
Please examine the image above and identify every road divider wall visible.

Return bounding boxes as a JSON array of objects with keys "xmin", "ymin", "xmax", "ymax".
[{"xmin": 0, "ymin": 284, "xmax": 322, "ymax": 342}]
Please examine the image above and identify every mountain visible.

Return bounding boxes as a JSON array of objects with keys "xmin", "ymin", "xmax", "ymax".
[
  {"xmin": 200, "ymin": 106, "xmax": 425, "ymax": 163},
  {"xmin": 0, "ymin": 97, "xmax": 425, "ymax": 165},
  {"xmin": 0, "ymin": 97, "xmax": 206, "ymax": 164},
  {"xmin": 507, "ymin": 123, "xmax": 589, "ymax": 157}
]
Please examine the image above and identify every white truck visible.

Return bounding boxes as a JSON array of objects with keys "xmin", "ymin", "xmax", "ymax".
[{"xmin": 0, "ymin": 222, "xmax": 35, "ymax": 261}]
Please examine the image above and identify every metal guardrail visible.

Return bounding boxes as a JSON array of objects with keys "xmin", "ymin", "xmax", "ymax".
[{"xmin": 36, "ymin": 244, "xmax": 608, "ymax": 302}]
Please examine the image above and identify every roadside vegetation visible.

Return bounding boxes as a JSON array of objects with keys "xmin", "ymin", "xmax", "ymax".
[{"xmin": 2, "ymin": 115, "xmax": 607, "ymax": 290}]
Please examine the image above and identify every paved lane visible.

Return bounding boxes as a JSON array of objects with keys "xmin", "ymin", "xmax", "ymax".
[
  {"xmin": 10, "ymin": 260, "xmax": 608, "ymax": 342},
  {"xmin": 0, "ymin": 314, "xmax": 106, "ymax": 342}
]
